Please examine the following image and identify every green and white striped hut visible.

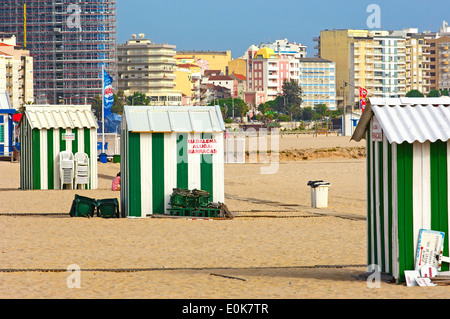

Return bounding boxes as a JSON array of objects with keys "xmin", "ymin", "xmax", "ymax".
[
  {"xmin": 120, "ymin": 105, "xmax": 225, "ymax": 217},
  {"xmin": 352, "ymin": 97, "xmax": 450, "ymax": 283},
  {"xmin": 20, "ymin": 105, "xmax": 98, "ymax": 190}
]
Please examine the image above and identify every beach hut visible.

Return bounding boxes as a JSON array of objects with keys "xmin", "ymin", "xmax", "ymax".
[
  {"xmin": 120, "ymin": 105, "xmax": 226, "ymax": 217},
  {"xmin": 0, "ymin": 109, "xmax": 15, "ymax": 156},
  {"xmin": 351, "ymin": 97, "xmax": 450, "ymax": 283},
  {"xmin": 19, "ymin": 105, "xmax": 98, "ymax": 190}
]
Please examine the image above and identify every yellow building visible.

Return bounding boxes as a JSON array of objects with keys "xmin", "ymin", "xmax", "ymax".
[
  {"xmin": 316, "ymin": 29, "xmax": 369, "ymax": 106},
  {"xmin": 228, "ymin": 58, "xmax": 246, "ymax": 77},
  {"xmin": 176, "ymin": 50, "xmax": 231, "ymax": 74}
]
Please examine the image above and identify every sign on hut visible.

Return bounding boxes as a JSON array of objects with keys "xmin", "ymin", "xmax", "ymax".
[
  {"xmin": 351, "ymin": 97, "xmax": 450, "ymax": 283},
  {"xmin": 120, "ymin": 105, "xmax": 226, "ymax": 218},
  {"xmin": 19, "ymin": 105, "xmax": 98, "ymax": 190}
]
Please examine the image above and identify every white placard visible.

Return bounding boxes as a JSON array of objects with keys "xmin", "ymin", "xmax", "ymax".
[
  {"xmin": 62, "ymin": 133, "xmax": 75, "ymax": 141},
  {"xmin": 188, "ymin": 138, "xmax": 218, "ymax": 155},
  {"xmin": 415, "ymin": 229, "xmax": 445, "ymax": 272},
  {"xmin": 371, "ymin": 116, "xmax": 382, "ymax": 142}
]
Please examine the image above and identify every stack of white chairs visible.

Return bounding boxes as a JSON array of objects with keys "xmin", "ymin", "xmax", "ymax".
[
  {"xmin": 59, "ymin": 151, "xmax": 74, "ymax": 189},
  {"xmin": 74, "ymin": 152, "xmax": 90, "ymax": 189}
]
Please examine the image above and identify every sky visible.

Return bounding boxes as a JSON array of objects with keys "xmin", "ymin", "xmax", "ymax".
[{"xmin": 117, "ymin": 0, "xmax": 450, "ymax": 59}]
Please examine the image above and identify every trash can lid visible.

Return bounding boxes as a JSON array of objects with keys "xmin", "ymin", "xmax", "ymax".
[{"xmin": 307, "ymin": 180, "xmax": 331, "ymax": 188}]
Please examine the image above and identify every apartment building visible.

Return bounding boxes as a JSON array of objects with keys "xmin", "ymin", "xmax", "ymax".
[
  {"xmin": 244, "ymin": 46, "xmax": 300, "ymax": 109},
  {"xmin": 317, "ymin": 29, "xmax": 409, "ymax": 106},
  {"xmin": 0, "ymin": 35, "xmax": 33, "ymax": 109},
  {"xmin": 118, "ymin": 35, "xmax": 181, "ymax": 106},
  {"xmin": 299, "ymin": 58, "xmax": 336, "ymax": 110}
]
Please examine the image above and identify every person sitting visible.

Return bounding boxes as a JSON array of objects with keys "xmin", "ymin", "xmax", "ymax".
[{"xmin": 112, "ymin": 172, "xmax": 120, "ymax": 191}]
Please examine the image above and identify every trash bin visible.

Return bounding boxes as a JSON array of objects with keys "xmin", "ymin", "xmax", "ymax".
[
  {"xmin": 99, "ymin": 153, "xmax": 108, "ymax": 164},
  {"xmin": 113, "ymin": 154, "xmax": 120, "ymax": 163},
  {"xmin": 307, "ymin": 180, "xmax": 331, "ymax": 208}
]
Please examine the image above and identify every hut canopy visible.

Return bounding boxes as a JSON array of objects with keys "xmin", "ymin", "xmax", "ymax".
[
  {"xmin": 352, "ymin": 97, "xmax": 450, "ymax": 144},
  {"xmin": 123, "ymin": 105, "xmax": 225, "ymax": 133}
]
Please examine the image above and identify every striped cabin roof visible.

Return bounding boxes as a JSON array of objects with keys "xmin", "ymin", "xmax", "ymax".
[{"xmin": 352, "ymin": 97, "xmax": 450, "ymax": 144}]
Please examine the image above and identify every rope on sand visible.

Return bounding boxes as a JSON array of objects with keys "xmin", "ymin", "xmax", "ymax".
[{"xmin": 0, "ymin": 264, "xmax": 367, "ymax": 273}]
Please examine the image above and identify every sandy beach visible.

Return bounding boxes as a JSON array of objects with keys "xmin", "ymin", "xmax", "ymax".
[{"xmin": 1, "ymin": 134, "xmax": 449, "ymax": 299}]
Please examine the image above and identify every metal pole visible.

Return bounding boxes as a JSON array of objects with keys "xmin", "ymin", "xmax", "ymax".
[{"xmin": 102, "ymin": 64, "xmax": 105, "ymax": 154}]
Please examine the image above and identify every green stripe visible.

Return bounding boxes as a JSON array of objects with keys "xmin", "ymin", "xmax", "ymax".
[
  {"xmin": 32, "ymin": 129, "xmax": 40, "ymax": 190},
  {"xmin": 372, "ymin": 141, "xmax": 377, "ymax": 267},
  {"xmin": 378, "ymin": 141, "xmax": 385, "ymax": 271},
  {"xmin": 59, "ymin": 129, "xmax": 66, "ymax": 151},
  {"xmin": 84, "ymin": 129, "xmax": 91, "ymax": 189},
  {"xmin": 397, "ymin": 142, "xmax": 414, "ymax": 282},
  {"xmin": 177, "ymin": 133, "xmax": 188, "ymax": 189},
  {"xmin": 47, "ymin": 129, "xmax": 54, "ymax": 190},
  {"xmin": 201, "ymin": 133, "xmax": 214, "ymax": 199},
  {"xmin": 387, "ymin": 141, "xmax": 393, "ymax": 274},
  {"xmin": 73, "ymin": 129, "xmax": 78, "ymax": 154},
  {"xmin": 128, "ymin": 132, "xmax": 141, "ymax": 217},
  {"xmin": 152, "ymin": 133, "xmax": 165, "ymax": 214},
  {"xmin": 430, "ymin": 141, "xmax": 449, "ymax": 272},
  {"xmin": 366, "ymin": 130, "xmax": 372, "ymax": 267}
]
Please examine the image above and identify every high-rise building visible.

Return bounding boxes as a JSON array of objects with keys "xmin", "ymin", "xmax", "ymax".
[
  {"xmin": 299, "ymin": 58, "xmax": 336, "ymax": 110},
  {"xmin": 0, "ymin": 34, "xmax": 33, "ymax": 109},
  {"xmin": 0, "ymin": 1, "xmax": 117, "ymax": 105},
  {"xmin": 117, "ymin": 35, "xmax": 181, "ymax": 106}
]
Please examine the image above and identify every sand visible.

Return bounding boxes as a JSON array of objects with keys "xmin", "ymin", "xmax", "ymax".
[{"xmin": 0, "ymin": 134, "xmax": 449, "ymax": 300}]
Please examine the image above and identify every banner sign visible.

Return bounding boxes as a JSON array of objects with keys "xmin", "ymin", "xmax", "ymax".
[
  {"xmin": 415, "ymin": 229, "xmax": 445, "ymax": 272},
  {"xmin": 359, "ymin": 87, "xmax": 368, "ymax": 112},
  {"xmin": 103, "ymin": 69, "xmax": 114, "ymax": 118}
]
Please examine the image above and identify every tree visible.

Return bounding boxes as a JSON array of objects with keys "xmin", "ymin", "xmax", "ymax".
[
  {"xmin": 90, "ymin": 95, "xmax": 103, "ymax": 120},
  {"xmin": 111, "ymin": 90, "xmax": 127, "ymax": 115},
  {"xmin": 427, "ymin": 89, "xmax": 440, "ymax": 97},
  {"xmin": 281, "ymin": 79, "xmax": 302, "ymax": 113},
  {"xmin": 313, "ymin": 104, "xmax": 329, "ymax": 119},
  {"xmin": 258, "ymin": 102, "xmax": 274, "ymax": 124},
  {"xmin": 441, "ymin": 89, "xmax": 449, "ymax": 96},
  {"xmin": 405, "ymin": 90, "xmax": 424, "ymax": 97},
  {"xmin": 127, "ymin": 92, "xmax": 150, "ymax": 106}
]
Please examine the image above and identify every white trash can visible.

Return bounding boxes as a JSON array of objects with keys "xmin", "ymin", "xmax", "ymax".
[{"xmin": 307, "ymin": 180, "xmax": 331, "ymax": 208}]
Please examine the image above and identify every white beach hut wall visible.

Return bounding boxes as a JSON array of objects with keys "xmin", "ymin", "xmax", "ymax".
[
  {"xmin": 352, "ymin": 97, "xmax": 450, "ymax": 283},
  {"xmin": 120, "ymin": 105, "xmax": 226, "ymax": 218},
  {"xmin": 19, "ymin": 105, "xmax": 98, "ymax": 190}
]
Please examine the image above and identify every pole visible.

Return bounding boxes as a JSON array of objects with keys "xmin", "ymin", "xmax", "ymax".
[
  {"xmin": 102, "ymin": 64, "xmax": 105, "ymax": 154},
  {"xmin": 24, "ymin": 4, "xmax": 26, "ymax": 48}
]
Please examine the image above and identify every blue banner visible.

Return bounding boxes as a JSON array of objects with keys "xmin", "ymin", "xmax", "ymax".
[{"xmin": 103, "ymin": 69, "xmax": 114, "ymax": 117}]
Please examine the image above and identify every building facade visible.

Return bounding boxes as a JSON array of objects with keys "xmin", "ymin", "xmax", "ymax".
[
  {"xmin": 176, "ymin": 51, "xmax": 231, "ymax": 75},
  {"xmin": 117, "ymin": 35, "xmax": 181, "ymax": 106},
  {"xmin": 0, "ymin": 35, "xmax": 33, "ymax": 109},
  {"xmin": 299, "ymin": 58, "xmax": 336, "ymax": 110},
  {"xmin": 0, "ymin": 0, "xmax": 117, "ymax": 105},
  {"xmin": 245, "ymin": 46, "xmax": 300, "ymax": 109}
]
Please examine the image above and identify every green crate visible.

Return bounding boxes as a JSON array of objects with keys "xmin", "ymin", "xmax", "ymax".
[
  {"xmin": 97, "ymin": 198, "xmax": 119, "ymax": 218},
  {"xmin": 69, "ymin": 194, "xmax": 97, "ymax": 218}
]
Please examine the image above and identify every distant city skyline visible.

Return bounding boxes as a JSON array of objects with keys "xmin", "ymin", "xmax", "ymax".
[{"xmin": 117, "ymin": 0, "xmax": 450, "ymax": 59}]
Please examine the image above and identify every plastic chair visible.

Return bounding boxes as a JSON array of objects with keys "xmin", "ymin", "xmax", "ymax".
[
  {"xmin": 69, "ymin": 194, "xmax": 97, "ymax": 218},
  {"xmin": 74, "ymin": 152, "xmax": 90, "ymax": 189},
  {"xmin": 96, "ymin": 198, "xmax": 120, "ymax": 218},
  {"xmin": 59, "ymin": 151, "xmax": 74, "ymax": 189}
]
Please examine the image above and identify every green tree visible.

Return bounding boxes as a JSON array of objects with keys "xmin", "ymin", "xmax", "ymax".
[
  {"xmin": 301, "ymin": 107, "xmax": 314, "ymax": 121},
  {"xmin": 281, "ymin": 79, "xmax": 302, "ymax": 114},
  {"xmin": 90, "ymin": 95, "xmax": 103, "ymax": 120},
  {"xmin": 441, "ymin": 89, "xmax": 449, "ymax": 96},
  {"xmin": 427, "ymin": 89, "xmax": 440, "ymax": 97},
  {"xmin": 128, "ymin": 92, "xmax": 150, "ymax": 106},
  {"xmin": 112, "ymin": 90, "xmax": 127, "ymax": 115},
  {"xmin": 405, "ymin": 89, "xmax": 424, "ymax": 97},
  {"xmin": 313, "ymin": 104, "xmax": 329, "ymax": 119},
  {"xmin": 258, "ymin": 102, "xmax": 274, "ymax": 124}
]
